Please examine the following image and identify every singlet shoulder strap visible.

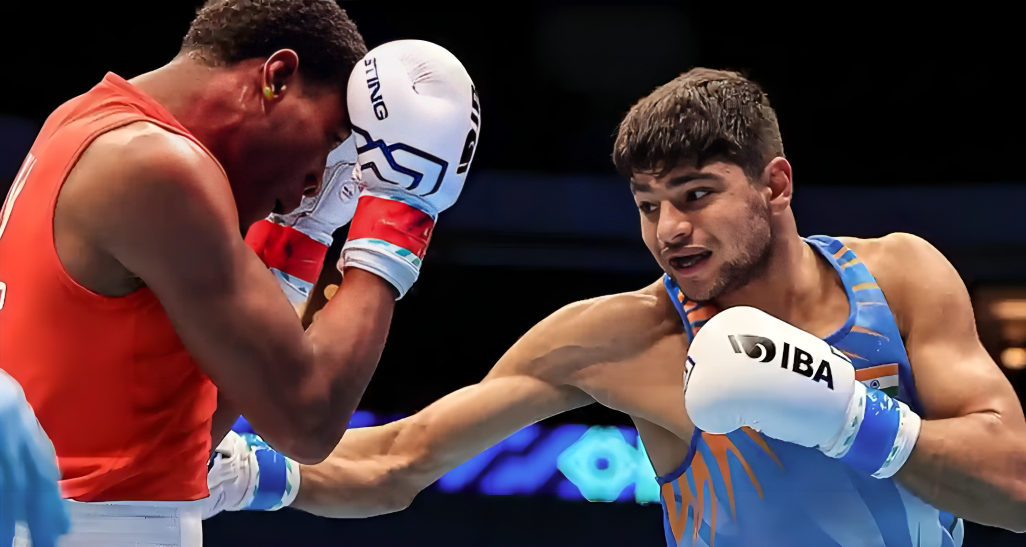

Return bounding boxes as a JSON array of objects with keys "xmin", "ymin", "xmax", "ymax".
[{"xmin": 662, "ymin": 275, "xmax": 718, "ymax": 344}]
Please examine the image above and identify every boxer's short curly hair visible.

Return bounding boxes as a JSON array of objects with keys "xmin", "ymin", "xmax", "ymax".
[
  {"xmin": 181, "ymin": 0, "xmax": 367, "ymax": 91},
  {"xmin": 613, "ymin": 68, "xmax": 784, "ymax": 181}
]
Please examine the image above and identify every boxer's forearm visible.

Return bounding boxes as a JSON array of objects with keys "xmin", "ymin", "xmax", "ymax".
[
  {"xmin": 293, "ymin": 458, "xmax": 413, "ymax": 518},
  {"xmin": 384, "ymin": 377, "xmax": 592, "ymax": 488},
  {"xmin": 290, "ymin": 422, "xmax": 417, "ymax": 518},
  {"xmin": 896, "ymin": 413, "xmax": 1026, "ymax": 532}
]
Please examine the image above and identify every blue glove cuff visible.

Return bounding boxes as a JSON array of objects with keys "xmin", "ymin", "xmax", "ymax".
[
  {"xmin": 822, "ymin": 382, "xmax": 921, "ymax": 478},
  {"xmin": 236, "ymin": 430, "xmax": 300, "ymax": 512},
  {"xmin": 838, "ymin": 387, "xmax": 902, "ymax": 474},
  {"xmin": 248, "ymin": 441, "xmax": 289, "ymax": 511}
]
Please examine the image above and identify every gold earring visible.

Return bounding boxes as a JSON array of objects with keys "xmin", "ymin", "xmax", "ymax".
[{"xmin": 263, "ymin": 85, "xmax": 276, "ymax": 100}]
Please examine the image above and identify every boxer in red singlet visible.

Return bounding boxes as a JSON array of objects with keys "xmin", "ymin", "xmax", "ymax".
[{"xmin": 0, "ymin": 2, "xmax": 478, "ymax": 544}]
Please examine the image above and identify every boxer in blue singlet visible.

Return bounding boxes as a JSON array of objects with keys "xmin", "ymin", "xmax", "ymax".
[
  {"xmin": 659, "ymin": 236, "xmax": 962, "ymax": 546},
  {"xmin": 201, "ymin": 68, "xmax": 1026, "ymax": 544}
]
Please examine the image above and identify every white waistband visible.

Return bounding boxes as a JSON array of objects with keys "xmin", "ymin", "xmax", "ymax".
[{"xmin": 15, "ymin": 499, "xmax": 206, "ymax": 547}]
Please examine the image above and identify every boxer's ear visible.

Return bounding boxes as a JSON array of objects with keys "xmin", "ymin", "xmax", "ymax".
[
  {"xmin": 764, "ymin": 157, "xmax": 793, "ymax": 213},
  {"xmin": 261, "ymin": 49, "xmax": 300, "ymax": 101}
]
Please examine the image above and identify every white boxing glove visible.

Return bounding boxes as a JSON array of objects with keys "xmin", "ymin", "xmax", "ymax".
[
  {"xmin": 246, "ymin": 137, "xmax": 362, "ymax": 306},
  {"xmin": 684, "ymin": 306, "xmax": 921, "ymax": 479},
  {"xmin": 203, "ymin": 430, "xmax": 301, "ymax": 520},
  {"xmin": 340, "ymin": 40, "xmax": 481, "ymax": 299}
]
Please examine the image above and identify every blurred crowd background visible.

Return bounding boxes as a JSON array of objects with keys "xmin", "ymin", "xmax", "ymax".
[{"xmin": 3, "ymin": 1, "xmax": 1024, "ymax": 545}]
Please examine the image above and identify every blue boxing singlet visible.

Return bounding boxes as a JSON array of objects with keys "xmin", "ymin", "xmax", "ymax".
[{"xmin": 659, "ymin": 236, "xmax": 963, "ymax": 547}]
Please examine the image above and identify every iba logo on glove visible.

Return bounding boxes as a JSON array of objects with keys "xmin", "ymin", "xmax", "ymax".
[
  {"xmin": 728, "ymin": 334, "xmax": 776, "ymax": 362},
  {"xmin": 727, "ymin": 334, "xmax": 836, "ymax": 389}
]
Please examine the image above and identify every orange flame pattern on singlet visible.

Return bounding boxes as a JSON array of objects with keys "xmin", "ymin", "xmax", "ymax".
[
  {"xmin": 669, "ymin": 293, "xmax": 786, "ymax": 545},
  {"xmin": 662, "ymin": 429, "xmax": 784, "ymax": 547}
]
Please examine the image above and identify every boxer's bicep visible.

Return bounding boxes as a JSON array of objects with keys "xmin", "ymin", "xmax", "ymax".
[
  {"xmin": 892, "ymin": 235, "xmax": 1023, "ymax": 423},
  {"xmin": 363, "ymin": 307, "xmax": 603, "ymax": 494},
  {"xmin": 880, "ymin": 237, "xmax": 1026, "ymax": 528}
]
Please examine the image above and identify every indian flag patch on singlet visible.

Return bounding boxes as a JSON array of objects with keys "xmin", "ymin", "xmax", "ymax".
[{"xmin": 854, "ymin": 363, "xmax": 899, "ymax": 397}]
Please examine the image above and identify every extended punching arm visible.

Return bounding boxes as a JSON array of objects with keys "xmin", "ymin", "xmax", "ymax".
[{"xmin": 203, "ymin": 296, "xmax": 626, "ymax": 519}]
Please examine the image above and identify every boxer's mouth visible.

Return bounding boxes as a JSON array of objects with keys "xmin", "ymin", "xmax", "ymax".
[{"xmin": 670, "ymin": 251, "xmax": 711, "ymax": 270}]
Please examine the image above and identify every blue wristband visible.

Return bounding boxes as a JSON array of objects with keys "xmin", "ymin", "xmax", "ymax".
[
  {"xmin": 241, "ymin": 434, "xmax": 293, "ymax": 511},
  {"xmin": 838, "ymin": 388, "xmax": 902, "ymax": 474}
]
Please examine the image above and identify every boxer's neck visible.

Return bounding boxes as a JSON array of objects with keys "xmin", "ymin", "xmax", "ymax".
[
  {"xmin": 128, "ymin": 55, "xmax": 265, "ymax": 165},
  {"xmin": 712, "ymin": 217, "xmax": 848, "ymax": 337}
]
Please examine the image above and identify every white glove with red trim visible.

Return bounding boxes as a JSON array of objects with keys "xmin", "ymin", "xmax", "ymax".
[
  {"xmin": 245, "ymin": 138, "xmax": 361, "ymax": 305},
  {"xmin": 340, "ymin": 39, "xmax": 481, "ymax": 299}
]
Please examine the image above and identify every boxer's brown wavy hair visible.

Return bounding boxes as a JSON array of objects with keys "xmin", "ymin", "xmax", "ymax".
[
  {"xmin": 181, "ymin": 0, "xmax": 367, "ymax": 90},
  {"xmin": 613, "ymin": 68, "xmax": 784, "ymax": 181}
]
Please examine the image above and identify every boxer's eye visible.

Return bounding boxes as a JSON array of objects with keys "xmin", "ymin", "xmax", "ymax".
[
  {"xmin": 638, "ymin": 201, "xmax": 657, "ymax": 214},
  {"xmin": 686, "ymin": 189, "xmax": 711, "ymax": 201}
]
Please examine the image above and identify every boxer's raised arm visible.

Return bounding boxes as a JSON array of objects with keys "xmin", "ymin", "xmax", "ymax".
[
  {"xmin": 878, "ymin": 234, "xmax": 1026, "ymax": 531},
  {"xmin": 69, "ymin": 127, "xmax": 393, "ymax": 464}
]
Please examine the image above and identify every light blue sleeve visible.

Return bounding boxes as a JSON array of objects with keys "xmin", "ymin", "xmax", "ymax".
[{"xmin": 0, "ymin": 371, "xmax": 70, "ymax": 547}]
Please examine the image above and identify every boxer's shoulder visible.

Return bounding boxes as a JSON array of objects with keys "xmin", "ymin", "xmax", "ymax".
[
  {"xmin": 838, "ymin": 233, "xmax": 964, "ymax": 331},
  {"xmin": 78, "ymin": 121, "xmax": 225, "ymax": 190},
  {"xmin": 542, "ymin": 279, "xmax": 679, "ymax": 342},
  {"xmin": 65, "ymin": 121, "xmax": 235, "ymax": 229},
  {"xmin": 838, "ymin": 233, "xmax": 940, "ymax": 281},
  {"xmin": 497, "ymin": 278, "xmax": 682, "ymax": 381}
]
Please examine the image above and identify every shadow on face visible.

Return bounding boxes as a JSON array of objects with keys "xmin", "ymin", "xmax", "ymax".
[{"xmin": 232, "ymin": 82, "xmax": 350, "ymax": 228}]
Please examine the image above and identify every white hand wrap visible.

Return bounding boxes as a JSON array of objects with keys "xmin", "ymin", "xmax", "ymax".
[
  {"xmin": 684, "ymin": 306, "xmax": 921, "ymax": 478},
  {"xmin": 271, "ymin": 138, "xmax": 361, "ymax": 247},
  {"xmin": 203, "ymin": 431, "xmax": 301, "ymax": 520},
  {"xmin": 339, "ymin": 40, "xmax": 480, "ymax": 299},
  {"xmin": 246, "ymin": 138, "xmax": 361, "ymax": 306}
]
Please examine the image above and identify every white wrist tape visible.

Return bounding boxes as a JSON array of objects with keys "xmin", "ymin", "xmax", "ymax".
[
  {"xmin": 873, "ymin": 402, "xmax": 922, "ymax": 479},
  {"xmin": 269, "ymin": 268, "xmax": 315, "ymax": 308},
  {"xmin": 339, "ymin": 239, "xmax": 422, "ymax": 300}
]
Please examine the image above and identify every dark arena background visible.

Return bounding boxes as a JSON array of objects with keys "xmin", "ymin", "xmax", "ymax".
[{"xmin": 3, "ymin": 2, "xmax": 1025, "ymax": 546}]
